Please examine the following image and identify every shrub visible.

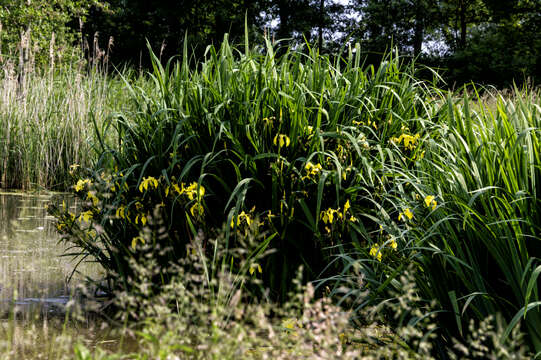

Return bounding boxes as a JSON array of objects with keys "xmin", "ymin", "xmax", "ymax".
[{"xmin": 0, "ymin": 0, "xmax": 101, "ymax": 68}]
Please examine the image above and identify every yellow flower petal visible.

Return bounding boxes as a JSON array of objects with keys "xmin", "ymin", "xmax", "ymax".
[
  {"xmin": 404, "ymin": 208, "xmax": 413, "ymax": 219},
  {"xmin": 369, "ymin": 244, "xmax": 383, "ymax": 261},
  {"xmin": 116, "ymin": 205, "xmax": 125, "ymax": 219},
  {"xmin": 282, "ymin": 318, "xmax": 296, "ymax": 330},
  {"xmin": 344, "ymin": 200, "xmax": 350, "ymax": 213},
  {"xmin": 189, "ymin": 203, "xmax": 204, "ymax": 217},
  {"xmin": 78, "ymin": 210, "xmax": 93, "ymax": 223},
  {"xmin": 424, "ymin": 195, "xmax": 435, "ymax": 208},
  {"xmin": 139, "ymin": 176, "xmax": 159, "ymax": 193},
  {"xmin": 131, "ymin": 236, "xmax": 145, "ymax": 250},
  {"xmin": 74, "ymin": 179, "xmax": 91, "ymax": 192}
]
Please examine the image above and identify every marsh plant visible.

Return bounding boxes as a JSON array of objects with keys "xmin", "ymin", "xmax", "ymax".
[
  {"xmin": 0, "ymin": 61, "xmax": 141, "ymax": 190},
  {"xmin": 49, "ymin": 30, "xmax": 541, "ymax": 355},
  {"xmin": 412, "ymin": 89, "xmax": 541, "ymax": 351},
  {"xmin": 323, "ymin": 86, "xmax": 541, "ymax": 353},
  {"xmin": 49, "ymin": 33, "xmax": 440, "ymax": 299}
]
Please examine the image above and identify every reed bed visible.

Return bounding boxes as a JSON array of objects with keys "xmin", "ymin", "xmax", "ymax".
[{"xmin": 0, "ymin": 65, "xmax": 136, "ymax": 190}]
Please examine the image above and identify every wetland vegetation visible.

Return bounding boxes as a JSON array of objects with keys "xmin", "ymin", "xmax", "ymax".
[
  {"xmin": 0, "ymin": 1, "xmax": 540, "ymax": 358},
  {"xmin": 2, "ymin": 40, "xmax": 539, "ymax": 359}
]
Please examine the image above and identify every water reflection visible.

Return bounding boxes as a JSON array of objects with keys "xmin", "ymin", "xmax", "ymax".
[
  {"xmin": 0, "ymin": 192, "xmax": 137, "ymax": 355},
  {"xmin": 0, "ymin": 192, "xmax": 100, "ymax": 313}
]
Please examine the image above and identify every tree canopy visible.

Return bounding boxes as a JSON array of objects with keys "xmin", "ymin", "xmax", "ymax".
[{"xmin": 0, "ymin": 0, "xmax": 538, "ymax": 86}]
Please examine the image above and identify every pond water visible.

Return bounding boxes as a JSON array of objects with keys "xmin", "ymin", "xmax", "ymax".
[
  {"xmin": 0, "ymin": 192, "xmax": 137, "ymax": 356},
  {"xmin": 0, "ymin": 191, "xmax": 101, "ymax": 316}
]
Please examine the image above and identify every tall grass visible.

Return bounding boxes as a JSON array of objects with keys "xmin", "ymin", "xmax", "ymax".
[
  {"xmin": 328, "ymin": 87, "xmax": 541, "ymax": 353},
  {"xmin": 415, "ymin": 88, "xmax": 541, "ymax": 350},
  {"xmin": 0, "ymin": 64, "xmax": 134, "ymax": 190}
]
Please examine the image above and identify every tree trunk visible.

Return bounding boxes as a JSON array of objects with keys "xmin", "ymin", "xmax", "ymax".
[
  {"xmin": 413, "ymin": 0, "xmax": 424, "ymax": 57},
  {"xmin": 318, "ymin": 0, "xmax": 324, "ymax": 50},
  {"xmin": 459, "ymin": 0, "xmax": 467, "ymax": 48},
  {"xmin": 277, "ymin": 0, "xmax": 290, "ymax": 40}
]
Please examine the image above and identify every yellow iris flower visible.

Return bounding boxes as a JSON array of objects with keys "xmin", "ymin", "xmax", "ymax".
[
  {"xmin": 320, "ymin": 208, "xmax": 345, "ymax": 225},
  {"xmin": 135, "ymin": 214, "xmax": 147, "ymax": 226},
  {"xmin": 189, "ymin": 203, "xmax": 204, "ymax": 217},
  {"xmin": 305, "ymin": 161, "xmax": 322, "ymax": 175},
  {"xmin": 74, "ymin": 179, "xmax": 91, "ymax": 192},
  {"xmin": 230, "ymin": 211, "xmax": 252, "ymax": 228},
  {"xmin": 424, "ymin": 195, "xmax": 437, "ymax": 210},
  {"xmin": 398, "ymin": 208, "xmax": 414, "ymax": 221},
  {"xmin": 249, "ymin": 264, "xmax": 262, "ymax": 275},
  {"xmin": 183, "ymin": 182, "xmax": 205, "ymax": 201},
  {"xmin": 273, "ymin": 134, "xmax": 291, "ymax": 148},
  {"xmin": 343, "ymin": 199, "xmax": 350, "ymax": 215},
  {"xmin": 320, "ymin": 208, "xmax": 334, "ymax": 224},
  {"xmin": 87, "ymin": 191, "xmax": 99, "ymax": 206},
  {"xmin": 78, "ymin": 210, "xmax": 93, "ymax": 223},
  {"xmin": 139, "ymin": 176, "xmax": 159, "ymax": 193},
  {"xmin": 116, "ymin": 205, "xmax": 126, "ymax": 219},
  {"xmin": 131, "ymin": 236, "xmax": 145, "ymax": 250},
  {"xmin": 369, "ymin": 244, "xmax": 382, "ymax": 261},
  {"xmin": 391, "ymin": 133, "xmax": 421, "ymax": 151}
]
